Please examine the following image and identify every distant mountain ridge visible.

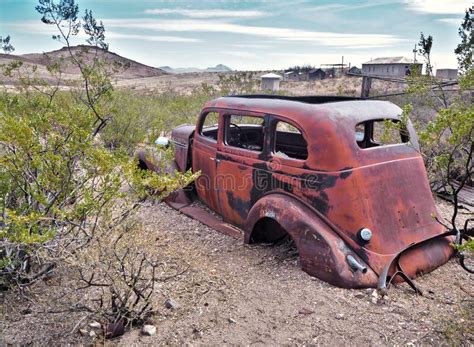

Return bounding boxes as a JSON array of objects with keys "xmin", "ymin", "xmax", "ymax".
[
  {"xmin": 159, "ymin": 64, "xmax": 233, "ymax": 74},
  {"xmin": 1, "ymin": 45, "xmax": 167, "ymax": 80}
]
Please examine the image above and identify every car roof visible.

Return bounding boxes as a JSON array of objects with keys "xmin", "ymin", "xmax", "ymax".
[{"xmin": 204, "ymin": 95, "xmax": 403, "ymax": 124}]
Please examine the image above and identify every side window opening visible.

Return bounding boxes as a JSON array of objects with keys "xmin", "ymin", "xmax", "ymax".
[
  {"xmin": 225, "ymin": 114, "xmax": 264, "ymax": 152},
  {"xmin": 356, "ymin": 119, "xmax": 409, "ymax": 149},
  {"xmin": 200, "ymin": 112, "xmax": 219, "ymax": 141},
  {"xmin": 274, "ymin": 121, "xmax": 308, "ymax": 160}
]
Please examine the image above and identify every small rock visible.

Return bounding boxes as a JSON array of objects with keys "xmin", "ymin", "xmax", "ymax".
[
  {"xmin": 165, "ymin": 298, "xmax": 179, "ymax": 310},
  {"xmin": 89, "ymin": 321, "xmax": 101, "ymax": 329},
  {"xmin": 228, "ymin": 318, "xmax": 237, "ymax": 324},
  {"xmin": 354, "ymin": 292, "xmax": 365, "ymax": 299},
  {"xmin": 79, "ymin": 329, "xmax": 89, "ymax": 336},
  {"xmin": 335, "ymin": 313, "xmax": 345, "ymax": 320},
  {"xmin": 89, "ymin": 330, "xmax": 97, "ymax": 338},
  {"xmin": 142, "ymin": 324, "xmax": 157, "ymax": 336},
  {"xmin": 21, "ymin": 308, "xmax": 32, "ymax": 315},
  {"xmin": 298, "ymin": 308, "xmax": 315, "ymax": 315},
  {"xmin": 371, "ymin": 289, "xmax": 379, "ymax": 304}
]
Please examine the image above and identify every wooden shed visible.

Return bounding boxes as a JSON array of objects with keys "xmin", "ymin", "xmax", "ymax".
[
  {"xmin": 436, "ymin": 69, "xmax": 458, "ymax": 80},
  {"xmin": 347, "ymin": 66, "xmax": 362, "ymax": 75},
  {"xmin": 308, "ymin": 68, "xmax": 326, "ymax": 81}
]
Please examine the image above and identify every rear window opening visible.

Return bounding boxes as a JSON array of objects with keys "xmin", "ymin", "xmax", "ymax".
[
  {"xmin": 274, "ymin": 121, "xmax": 308, "ymax": 160},
  {"xmin": 356, "ymin": 119, "xmax": 409, "ymax": 149}
]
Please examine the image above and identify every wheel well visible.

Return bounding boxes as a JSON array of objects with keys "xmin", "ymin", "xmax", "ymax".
[{"xmin": 250, "ymin": 217, "xmax": 290, "ymax": 244}]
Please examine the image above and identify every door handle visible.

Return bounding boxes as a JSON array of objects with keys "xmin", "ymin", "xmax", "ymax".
[{"xmin": 209, "ymin": 157, "xmax": 221, "ymax": 163}]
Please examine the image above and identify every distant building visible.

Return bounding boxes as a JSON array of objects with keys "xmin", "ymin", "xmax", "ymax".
[
  {"xmin": 362, "ymin": 57, "xmax": 422, "ymax": 77},
  {"xmin": 436, "ymin": 69, "xmax": 458, "ymax": 80},
  {"xmin": 284, "ymin": 70, "xmax": 307, "ymax": 81},
  {"xmin": 284, "ymin": 71, "xmax": 298, "ymax": 81},
  {"xmin": 308, "ymin": 68, "xmax": 326, "ymax": 81},
  {"xmin": 347, "ymin": 66, "xmax": 362, "ymax": 75},
  {"xmin": 260, "ymin": 73, "xmax": 282, "ymax": 91}
]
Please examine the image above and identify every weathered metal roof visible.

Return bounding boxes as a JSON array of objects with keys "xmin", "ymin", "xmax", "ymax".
[
  {"xmin": 260, "ymin": 73, "xmax": 282, "ymax": 79},
  {"xmin": 205, "ymin": 96, "xmax": 403, "ymax": 126},
  {"xmin": 363, "ymin": 57, "xmax": 419, "ymax": 65}
]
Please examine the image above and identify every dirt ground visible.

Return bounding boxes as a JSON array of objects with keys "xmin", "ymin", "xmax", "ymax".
[
  {"xmin": 114, "ymin": 73, "xmax": 402, "ymax": 97},
  {"xmin": 1, "ymin": 67, "xmax": 404, "ymax": 98},
  {"xmin": 0, "ymin": 198, "xmax": 472, "ymax": 346}
]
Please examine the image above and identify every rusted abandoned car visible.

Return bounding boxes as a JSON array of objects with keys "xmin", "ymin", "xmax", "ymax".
[{"xmin": 139, "ymin": 95, "xmax": 458, "ymax": 291}]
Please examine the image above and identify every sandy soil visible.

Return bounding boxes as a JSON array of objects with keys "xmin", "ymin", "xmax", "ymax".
[
  {"xmin": 0, "ymin": 198, "xmax": 472, "ymax": 346},
  {"xmin": 114, "ymin": 73, "xmax": 404, "ymax": 97},
  {"xmin": 114, "ymin": 72, "xmax": 220, "ymax": 95}
]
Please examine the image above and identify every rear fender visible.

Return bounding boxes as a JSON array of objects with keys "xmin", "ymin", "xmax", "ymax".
[{"xmin": 245, "ymin": 193, "xmax": 379, "ymax": 288}]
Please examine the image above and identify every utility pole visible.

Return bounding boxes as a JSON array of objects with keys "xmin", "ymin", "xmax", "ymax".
[{"xmin": 361, "ymin": 76, "xmax": 372, "ymax": 98}]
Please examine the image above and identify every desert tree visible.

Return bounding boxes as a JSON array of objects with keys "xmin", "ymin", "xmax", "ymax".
[
  {"xmin": 454, "ymin": 6, "xmax": 473, "ymax": 74},
  {"xmin": 0, "ymin": 35, "xmax": 15, "ymax": 54},
  {"xmin": 402, "ymin": 10, "xmax": 473, "ymax": 267},
  {"xmin": 36, "ymin": 0, "xmax": 116, "ymax": 135},
  {"xmin": 418, "ymin": 32, "xmax": 433, "ymax": 75}
]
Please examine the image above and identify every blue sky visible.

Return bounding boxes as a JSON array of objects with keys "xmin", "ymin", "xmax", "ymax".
[{"xmin": 0, "ymin": 0, "xmax": 471, "ymax": 70}]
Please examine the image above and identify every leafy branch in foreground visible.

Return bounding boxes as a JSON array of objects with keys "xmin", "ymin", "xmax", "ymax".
[
  {"xmin": 405, "ymin": 9, "xmax": 473, "ymax": 257},
  {"xmin": 0, "ymin": 0, "xmax": 197, "ymax": 335}
]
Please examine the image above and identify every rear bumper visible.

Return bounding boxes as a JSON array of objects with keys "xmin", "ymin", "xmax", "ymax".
[{"xmin": 378, "ymin": 230, "xmax": 455, "ymax": 293}]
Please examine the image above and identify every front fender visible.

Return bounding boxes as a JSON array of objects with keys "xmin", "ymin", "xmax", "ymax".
[
  {"xmin": 245, "ymin": 193, "xmax": 379, "ymax": 288},
  {"xmin": 135, "ymin": 146, "xmax": 178, "ymax": 175}
]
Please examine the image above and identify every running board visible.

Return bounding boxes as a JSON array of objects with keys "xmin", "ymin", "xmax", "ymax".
[
  {"xmin": 165, "ymin": 188, "xmax": 244, "ymax": 240},
  {"xmin": 178, "ymin": 205, "xmax": 244, "ymax": 240}
]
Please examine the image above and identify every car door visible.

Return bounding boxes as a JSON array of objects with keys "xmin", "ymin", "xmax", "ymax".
[
  {"xmin": 216, "ymin": 111, "xmax": 269, "ymax": 226},
  {"xmin": 192, "ymin": 110, "xmax": 221, "ymax": 213}
]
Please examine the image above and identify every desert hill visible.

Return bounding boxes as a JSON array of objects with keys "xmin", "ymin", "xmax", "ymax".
[{"xmin": 1, "ymin": 45, "xmax": 167, "ymax": 81}]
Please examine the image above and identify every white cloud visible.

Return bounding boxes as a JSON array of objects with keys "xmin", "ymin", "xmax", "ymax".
[
  {"xmin": 402, "ymin": 0, "xmax": 471, "ymax": 14},
  {"xmin": 229, "ymin": 43, "xmax": 273, "ymax": 49},
  {"xmin": 144, "ymin": 9, "xmax": 266, "ymax": 18},
  {"xmin": 224, "ymin": 51, "xmax": 257, "ymax": 58},
  {"xmin": 104, "ymin": 18, "xmax": 404, "ymax": 48},
  {"xmin": 4, "ymin": 21, "xmax": 201, "ymax": 43},
  {"xmin": 437, "ymin": 17, "xmax": 463, "ymax": 25},
  {"xmin": 306, "ymin": 1, "xmax": 396, "ymax": 12},
  {"xmin": 107, "ymin": 32, "xmax": 202, "ymax": 43}
]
